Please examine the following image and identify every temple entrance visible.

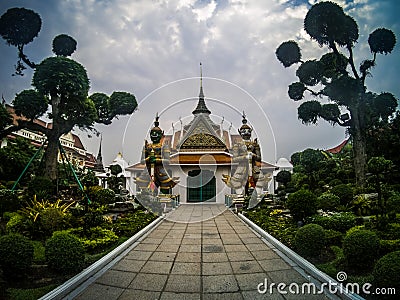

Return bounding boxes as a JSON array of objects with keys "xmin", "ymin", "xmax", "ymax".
[{"xmin": 187, "ymin": 169, "xmax": 216, "ymax": 202}]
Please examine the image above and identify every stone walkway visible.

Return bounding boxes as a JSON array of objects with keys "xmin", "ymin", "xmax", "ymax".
[{"xmin": 70, "ymin": 204, "xmax": 331, "ymax": 300}]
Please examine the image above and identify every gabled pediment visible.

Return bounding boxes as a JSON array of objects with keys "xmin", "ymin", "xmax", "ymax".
[
  {"xmin": 180, "ymin": 132, "xmax": 227, "ymax": 150},
  {"xmin": 177, "ymin": 114, "xmax": 226, "ymax": 150}
]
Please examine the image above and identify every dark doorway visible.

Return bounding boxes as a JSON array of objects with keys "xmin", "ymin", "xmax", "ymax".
[{"xmin": 187, "ymin": 169, "xmax": 216, "ymax": 202}]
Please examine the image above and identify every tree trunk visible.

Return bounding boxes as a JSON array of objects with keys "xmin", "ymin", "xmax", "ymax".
[
  {"xmin": 352, "ymin": 128, "xmax": 367, "ymax": 189},
  {"xmin": 351, "ymin": 105, "xmax": 367, "ymax": 189},
  {"xmin": 43, "ymin": 134, "xmax": 60, "ymax": 181},
  {"xmin": 43, "ymin": 94, "xmax": 62, "ymax": 181}
]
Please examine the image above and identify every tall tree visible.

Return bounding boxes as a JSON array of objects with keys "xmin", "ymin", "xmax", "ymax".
[
  {"xmin": 275, "ymin": 1, "xmax": 397, "ymax": 188},
  {"xmin": 0, "ymin": 7, "xmax": 138, "ymax": 180}
]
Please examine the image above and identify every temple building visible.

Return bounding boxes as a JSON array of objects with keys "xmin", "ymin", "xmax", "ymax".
[{"xmin": 126, "ymin": 73, "xmax": 277, "ymax": 203}]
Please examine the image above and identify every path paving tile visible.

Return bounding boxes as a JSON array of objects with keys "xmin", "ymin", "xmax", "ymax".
[
  {"xmin": 165, "ymin": 275, "xmax": 201, "ymax": 292},
  {"xmin": 95, "ymin": 269, "xmax": 136, "ymax": 288},
  {"xmin": 202, "ymin": 261, "xmax": 233, "ymax": 275},
  {"xmin": 74, "ymin": 283, "xmax": 124, "ymax": 300},
  {"xmin": 203, "ymin": 274, "xmax": 240, "ymax": 293},
  {"xmin": 118, "ymin": 289, "xmax": 160, "ymax": 300},
  {"xmin": 67, "ymin": 204, "xmax": 337, "ymax": 299},
  {"xmin": 171, "ymin": 262, "xmax": 201, "ymax": 275},
  {"xmin": 128, "ymin": 273, "xmax": 168, "ymax": 291},
  {"xmin": 227, "ymin": 250, "xmax": 254, "ymax": 261},
  {"xmin": 111, "ymin": 257, "xmax": 146, "ymax": 272}
]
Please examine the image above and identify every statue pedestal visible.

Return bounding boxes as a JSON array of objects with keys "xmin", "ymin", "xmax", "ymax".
[
  {"xmin": 225, "ymin": 194, "xmax": 245, "ymax": 213},
  {"xmin": 233, "ymin": 196, "xmax": 245, "ymax": 214},
  {"xmin": 158, "ymin": 194, "xmax": 180, "ymax": 213}
]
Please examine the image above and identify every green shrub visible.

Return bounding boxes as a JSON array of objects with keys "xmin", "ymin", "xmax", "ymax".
[
  {"xmin": 379, "ymin": 239, "xmax": 400, "ymax": 256},
  {"xmin": 5, "ymin": 213, "xmax": 28, "ymax": 234},
  {"xmin": 95, "ymin": 188, "xmax": 115, "ymax": 205},
  {"xmin": 331, "ymin": 184, "xmax": 353, "ymax": 206},
  {"xmin": 65, "ymin": 226, "xmax": 118, "ymax": 253},
  {"xmin": 307, "ymin": 212, "xmax": 356, "ymax": 232},
  {"xmin": 328, "ymin": 179, "xmax": 342, "ymax": 187},
  {"xmin": 40, "ymin": 207, "xmax": 69, "ymax": 235},
  {"xmin": 20, "ymin": 199, "xmax": 74, "ymax": 238},
  {"xmin": 286, "ymin": 189, "xmax": 317, "ymax": 222},
  {"xmin": 343, "ymin": 229, "xmax": 379, "ymax": 269},
  {"xmin": 27, "ymin": 176, "xmax": 55, "ymax": 200},
  {"xmin": 32, "ymin": 240, "xmax": 46, "ymax": 264},
  {"xmin": 346, "ymin": 225, "xmax": 366, "ymax": 235},
  {"xmin": 81, "ymin": 170, "xmax": 99, "ymax": 187},
  {"xmin": 387, "ymin": 191, "xmax": 400, "ymax": 213},
  {"xmin": 0, "ymin": 234, "xmax": 34, "ymax": 278},
  {"xmin": 380, "ymin": 223, "xmax": 400, "ymax": 240},
  {"xmin": 0, "ymin": 189, "xmax": 21, "ymax": 215},
  {"xmin": 2, "ymin": 211, "xmax": 18, "ymax": 221},
  {"xmin": 82, "ymin": 207, "xmax": 108, "ymax": 227},
  {"xmin": 317, "ymin": 192, "xmax": 340, "ymax": 211},
  {"xmin": 317, "ymin": 246, "xmax": 344, "ymax": 278},
  {"xmin": 372, "ymin": 251, "xmax": 400, "ymax": 291},
  {"xmin": 294, "ymin": 224, "xmax": 326, "ymax": 257},
  {"xmin": 6, "ymin": 285, "xmax": 59, "ymax": 300},
  {"xmin": 85, "ymin": 185, "xmax": 102, "ymax": 202},
  {"xmin": 324, "ymin": 229, "xmax": 343, "ymax": 246},
  {"xmin": 111, "ymin": 210, "xmax": 157, "ymax": 237},
  {"xmin": 45, "ymin": 231, "xmax": 85, "ymax": 273},
  {"xmin": 246, "ymin": 209, "xmax": 298, "ymax": 248}
]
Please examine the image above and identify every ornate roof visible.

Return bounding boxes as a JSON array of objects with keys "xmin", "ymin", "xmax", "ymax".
[{"xmin": 177, "ymin": 64, "xmax": 227, "ymax": 152}]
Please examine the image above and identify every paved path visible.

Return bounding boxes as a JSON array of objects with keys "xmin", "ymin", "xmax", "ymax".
[{"xmin": 70, "ymin": 204, "xmax": 331, "ymax": 300}]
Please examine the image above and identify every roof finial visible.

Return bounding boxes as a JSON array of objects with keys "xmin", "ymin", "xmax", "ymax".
[
  {"xmin": 154, "ymin": 112, "xmax": 159, "ymax": 127},
  {"xmin": 242, "ymin": 111, "xmax": 247, "ymax": 124},
  {"xmin": 192, "ymin": 63, "xmax": 211, "ymax": 115},
  {"xmin": 200, "ymin": 62, "xmax": 203, "ymax": 88}
]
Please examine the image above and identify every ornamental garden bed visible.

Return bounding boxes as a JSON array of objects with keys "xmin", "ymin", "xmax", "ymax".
[
  {"xmin": 0, "ymin": 188, "xmax": 157, "ymax": 300},
  {"xmin": 245, "ymin": 198, "xmax": 400, "ymax": 299}
]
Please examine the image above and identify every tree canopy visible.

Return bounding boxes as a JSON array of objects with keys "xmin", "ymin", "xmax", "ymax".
[
  {"xmin": 0, "ymin": 7, "xmax": 138, "ymax": 180},
  {"xmin": 276, "ymin": 1, "xmax": 398, "ymax": 188}
]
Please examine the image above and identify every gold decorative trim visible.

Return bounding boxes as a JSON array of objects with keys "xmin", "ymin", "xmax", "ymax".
[{"xmin": 180, "ymin": 133, "xmax": 226, "ymax": 149}]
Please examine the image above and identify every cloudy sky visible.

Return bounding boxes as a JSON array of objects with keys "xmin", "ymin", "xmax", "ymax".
[{"xmin": 1, "ymin": 0, "xmax": 399, "ymax": 166}]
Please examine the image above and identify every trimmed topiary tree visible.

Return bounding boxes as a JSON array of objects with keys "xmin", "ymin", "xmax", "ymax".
[
  {"xmin": 343, "ymin": 229, "xmax": 379, "ymax": 269},
  {"xmin": 324, "ymin": 229, "xmax": 343, "ymax": 246},
  {"xmin": 45, "ymin": 231, "xmax": 85, "ymax": 273},
  {"xmin": 0, "ymin": 233, "xmax": 34, "ymax": 278},
  {"xmin": 65, "ymin": 227, "xmax": 119, "ymax": 254},
  {"xmin": 286, "ymin": 189, "xmax": 317, "ymax": 222},
  {"xmin": 294, "ymin": 223, "xmax": 326, "ymax": 257},
  {"xmin": 317, "ymin": 192, "xmax": 340, "ymax": 211},
  {"xmin": 95, "ymin": 188, "xmax": 116, "ymax": 205},
  {"xmin": 372, "ymin": 251, "xmax": 400, "ymax": 291},
  {"xmin": 307, "ymin": 212, "xmax": 356, "ymax": 233},
  {"xmin": 331, "ymin": 184, "xmax": 354, "ymax": 206}
]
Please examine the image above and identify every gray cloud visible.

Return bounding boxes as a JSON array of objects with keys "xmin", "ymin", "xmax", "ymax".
[{"xmin": 1, "ymin": 0, "xmax": 399, "ymax": 166}]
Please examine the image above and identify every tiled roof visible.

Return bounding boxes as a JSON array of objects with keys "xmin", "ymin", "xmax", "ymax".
[{"xmin": 325, "ymin": 139, "xmax": 349, "ymax": 154}]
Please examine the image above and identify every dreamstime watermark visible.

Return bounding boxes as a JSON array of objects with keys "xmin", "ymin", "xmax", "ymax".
[{"xmin": 257, "ymin": 271, "xmax": 396, "ymax": 296}]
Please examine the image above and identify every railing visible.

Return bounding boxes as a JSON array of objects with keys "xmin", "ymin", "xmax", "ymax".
[
  {"xmin": 225, "ymin": 194, "xmax": 235, "ymax": 207},
  {"xmin": 158, "ymin": 194, "xmax": 180, "ymax": 211}
]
